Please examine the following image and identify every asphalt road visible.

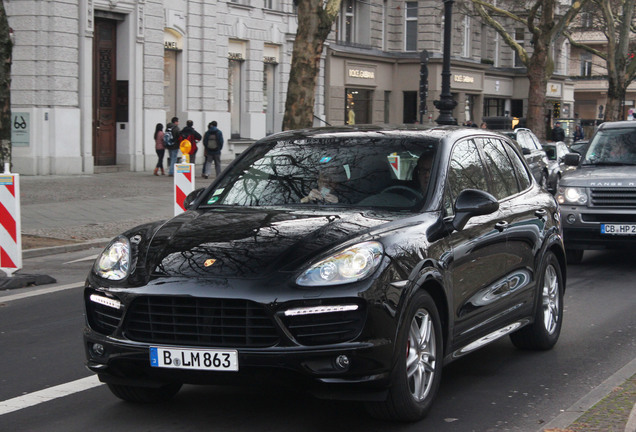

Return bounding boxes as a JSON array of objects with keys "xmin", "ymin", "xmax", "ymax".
[{"xmin": 1, "ymin": 248, "xmax": 634, "ymax": 432}]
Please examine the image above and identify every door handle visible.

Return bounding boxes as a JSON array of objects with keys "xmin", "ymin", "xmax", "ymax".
[
  {"xmin": 495, "ymin": 221, "xmax": 509, "ymax": 232},
  {"xmin": 535, "ymin": 209, "xmax": 547, "ymax": 219}
]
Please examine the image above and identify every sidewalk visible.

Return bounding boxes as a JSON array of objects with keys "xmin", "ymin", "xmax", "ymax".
[{"xmin": 12, "ymin": 170, "xmax": 636, "ymax": 432}]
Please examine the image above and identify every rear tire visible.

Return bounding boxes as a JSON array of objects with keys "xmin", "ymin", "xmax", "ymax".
[
  {"xmin": 365, "ymin": 290, "xmax": 443, "ymax": 422},
  {"xmin": 107, "ymin": 382, "xmax": 182, "ymax": 403},
  {"xmin": 566, "ymin": 248, "xmax": 584, "ymax": 265},
  {"xmin": 510, "ymin": 251, "xmax": 563, "ymax": 350}
]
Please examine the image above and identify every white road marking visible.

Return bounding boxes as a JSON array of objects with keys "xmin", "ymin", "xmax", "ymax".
[
  {"xmin": 64, "ymin": 254, "xmax": 99, "ymax": 265},
  {"xmin": 0, "ymin": 375, "xmax": 103, "ymax": 416},
  {"xmin": 0, "ymin": 282, "xmax": 84, "ymax": 303}
]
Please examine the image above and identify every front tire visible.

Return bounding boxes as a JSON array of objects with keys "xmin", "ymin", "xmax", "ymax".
[
  {"xmin": 510, "ymin": 251, "xmax": 563, "ymax": 350},
  {"xmin": 107, "ymin": 382, "xmax": 182, "ymax": 403},
  {"xmin": 366, "ymin": 290, "xmax": 443, "ymax": 422}
]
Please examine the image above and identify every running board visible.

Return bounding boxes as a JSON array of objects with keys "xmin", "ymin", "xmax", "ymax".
[{"xmin": 452, "ymin": 320, "xmax": 530, "ymax": 359}]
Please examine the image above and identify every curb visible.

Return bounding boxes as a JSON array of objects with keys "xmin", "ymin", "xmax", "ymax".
[
  {"xmin": 538, "ymin": 356, "xmax": 636, "ymax": 432},
  {"xmin": 22, "ymin": 238, "xmax": 111, "ymax": 259}
]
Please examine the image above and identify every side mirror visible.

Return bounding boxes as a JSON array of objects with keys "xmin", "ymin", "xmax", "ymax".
[
  {"xmin": 563, "ymin": 153, "xmax": 581, "ymax": 166},
  {"xmin": 452, "ymin": 189, "xmax": 499, "ymax": 231},
  {"xmin": 183, "ymin": 188, "xmax": 206, "ymax": 209}
]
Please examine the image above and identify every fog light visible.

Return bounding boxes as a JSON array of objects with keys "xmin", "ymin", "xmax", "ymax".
[
  {"xmin": 91, "ymin": 343, "xmax": 105, "ymax": 357},
  {"xmin": 335, "ymin": 355, "xmax": 350, "ymax": 370},
  {"xmin": 566, "ymin": 214, "xmax": 576, "ymax": 224}
]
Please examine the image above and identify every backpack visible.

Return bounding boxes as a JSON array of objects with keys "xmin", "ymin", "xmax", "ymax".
[
  {"xmin": 204, "ymin": 130, "xmax": 219, "ymax": 151},
  {"xmin": 163, "ymin": 127, "xmax": 177, "ymax": 150}
]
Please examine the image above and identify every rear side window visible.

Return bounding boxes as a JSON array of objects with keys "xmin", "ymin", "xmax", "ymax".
[
  {"xmin": 480, "ymin": 137, "xmax": 520, "ymax": 200},
  {"xmin": 504, "ymin": 141, "xmax": 532, "ymax": 190},
  {"xmin": 448, "ymin": 139, "xmax": 489, "ymax": 201}
]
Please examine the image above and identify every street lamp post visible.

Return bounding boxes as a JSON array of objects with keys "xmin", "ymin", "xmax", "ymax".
[{"xmin": 434, "ymin": 0, "xmax": 458, "ymax": 125}]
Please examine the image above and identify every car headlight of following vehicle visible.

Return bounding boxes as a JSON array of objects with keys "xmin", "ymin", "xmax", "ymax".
[
  {"xmin": 94, "ymin": 236, "xmax": 131, "ymax": 280},
  {"xmin": 296, "ymin": 241, "xmax": 384, "ymax": 286},
  {"xmin": 557, "ymin": 187, "xmax": 588, "ymax": 205}
]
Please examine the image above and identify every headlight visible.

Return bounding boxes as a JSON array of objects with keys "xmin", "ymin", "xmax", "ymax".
[
  {"xmin": 94, "ymin": 236, "xmax": 131, "ymax": 280},
  {"xmin": 556, "ymin": 187, "xmax": 588, "ymax": 205},
  {"xmin": 296, "ymin": 241, "xmax": 383, "ymax": 287}
]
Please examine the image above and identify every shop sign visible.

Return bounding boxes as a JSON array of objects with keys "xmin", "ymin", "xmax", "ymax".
[
  {"xmin": 345, "ymin": 63, "xmax": 377, "ymax": 86},
  {"xmin": 454, "ymin": 74, "xmax": 474, "ymax": 83},
  {"xmin": 547, "ymin": 82, "xmax": 562, "ymax": 97}
]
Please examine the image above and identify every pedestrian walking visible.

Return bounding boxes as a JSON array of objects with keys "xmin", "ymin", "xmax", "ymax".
[
  {"xmin": 179, "ymin": 120, "xmax": 202, "ymax": 165},
  {"xmin": 165, "ymin": 117, "xmax": 181, "ymax": 176},
  {"xmin": 551, "ymin": 121, "xmax": 566, "ymax": 142},
  {"xmin": 202, "ymin": 121, "xmax": 224, "ymax": 179},
  {"xmin": 153, "ymin": 123, "xmax": 166, "ymax": 176}
]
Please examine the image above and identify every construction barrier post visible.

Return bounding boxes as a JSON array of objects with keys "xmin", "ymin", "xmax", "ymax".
[
  {"xmin": 174, "ymin": 163, "xmax": 195, "ymax": 216},
  {"xmin": 0, "ymin": 163, "xmax": 22, "ymax": 276}
]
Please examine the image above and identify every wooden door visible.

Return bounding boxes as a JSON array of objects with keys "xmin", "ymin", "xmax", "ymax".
[{"xmin": 93, "ymin": 19, "xmax": 117, "ymax": 165}]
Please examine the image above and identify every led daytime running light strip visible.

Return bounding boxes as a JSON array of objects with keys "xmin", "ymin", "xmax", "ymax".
[
  {"xmin": 90, "ymin": 294, "xmax": 121, "ymax": 310},
  {"xmin": 284, "ymin": 304, "xmax": 358, "ymax": 316}
]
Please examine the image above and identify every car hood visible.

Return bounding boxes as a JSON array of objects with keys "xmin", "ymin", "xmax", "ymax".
[
  {"xmin": 129, "ymin": 207, "xmax": 407, "ymax": 281},
  {"xmin": 561, "ymin": 165, "xmax": 636, "ymax": 187}
]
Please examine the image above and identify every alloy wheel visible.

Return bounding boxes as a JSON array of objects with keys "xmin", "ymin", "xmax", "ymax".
[
  {"xmin": 542, "ymin": 264, "xmax": 560, "ymax": 334},
  {"xmin": 406, "ymin": 309, "xmax": 437, "ymax": 401}
]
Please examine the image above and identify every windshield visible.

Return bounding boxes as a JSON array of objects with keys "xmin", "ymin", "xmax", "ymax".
[
  {"xmin": 583, "ymin": 127, "xmax": 636, "ymax": 165},
  {"xmin": 201, "ymin": 137, "xmax": 439, "ymax": 210}
]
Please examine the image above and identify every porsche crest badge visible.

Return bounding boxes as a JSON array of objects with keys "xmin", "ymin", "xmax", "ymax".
[{"xmin": 204, "ymin": 259, "xmax": 217, "ymax": 267}]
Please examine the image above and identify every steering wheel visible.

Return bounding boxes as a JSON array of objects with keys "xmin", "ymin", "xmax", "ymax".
[{"xmin": 380, "ymin": 185, "xmax": 424, "ymax": 201}]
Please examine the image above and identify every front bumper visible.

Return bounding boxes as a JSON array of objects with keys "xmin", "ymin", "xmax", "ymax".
[
  {"xmin": 83, "ymin": 278, "xmax": 400, "ymax": 401},
  {"xmin": 560, "ymin": 205, "xmax": 636, "ymax": 250}
]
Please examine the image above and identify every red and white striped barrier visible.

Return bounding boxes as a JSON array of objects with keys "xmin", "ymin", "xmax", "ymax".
[
  {"xmin": 0, "ymin": 165, "xmax": 22, "ymax": 276},
  {"xmin": 174, "ymin": 163, "xmax": 195, "ymax": 216}
]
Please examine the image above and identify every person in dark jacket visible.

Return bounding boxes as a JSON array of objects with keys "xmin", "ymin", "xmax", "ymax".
[
  {"xmin": 551, "ymin": 121, "xmax": 566, "ymax": 142},
  {"xmin": 166, "ymin": 117, "xmax": 180, "ymax": 176},
  {"xmin": 178, "ymin": 120, "xmax": 202, "ymax": 164},
  {"xmin": 201, "ymin": 121, "xmax": 224, "ymax": 179},
  {"xmin": 573, "ymin": 124, "xmax": 585, "ymax": 142}
]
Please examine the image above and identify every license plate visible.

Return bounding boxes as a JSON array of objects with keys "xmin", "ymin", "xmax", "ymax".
[
  {"xmin": 150, "ymin": 347, "xmax": 238, "ymax": 371},
  {"xmin": 600, "ymin": 224, "xmax": 636, "ymax": 235}
]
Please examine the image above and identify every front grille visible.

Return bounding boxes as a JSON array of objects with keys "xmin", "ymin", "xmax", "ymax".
[
  {"xmin": 85, "ymin": 291, "xmax": 124, "ymax": 335},
  {"xmin": 590, "ymin": 188, "xmax": 636, "ymax": 208},
  {"xmin": 281, "ymin": 309, "xmax": 365, "ymax": 346},
  {"xmin": 124, "ymin": 297, "xmax": 279, "ymax": 348}
]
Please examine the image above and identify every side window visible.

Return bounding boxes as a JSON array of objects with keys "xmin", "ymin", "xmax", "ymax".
[
  {"xmin": 448, "ymin": 139, "xmax": 489, "ymax": 201},
  {"xmin": 480, "ymin": 138, "xmax": 520, "ymax": 200},
  {"xmin": 504, "ymin": 141, "xmax": 532, "ymax": 190},
  {"xmin": 516, "ymin": 132, "xmax": 531, "ymax": 151}
]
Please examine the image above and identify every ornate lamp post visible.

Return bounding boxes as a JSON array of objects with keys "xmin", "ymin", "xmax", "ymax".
[{"xmin": 434, "ymin": 0, "xmax": 458, "ymax": 125}]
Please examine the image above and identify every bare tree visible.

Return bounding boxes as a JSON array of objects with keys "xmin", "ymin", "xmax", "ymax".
[
  {"xmin": 0, "ymin": 0, "xmax": 12, "ymax": 168},
  {"xmin": 470, "ymin": 0, "xmax": 589, "ymax": 140},
  {"xmin": 565, "ymin": 0, "xmax": 635, "ymax": 121},
  {"xmin": 282, "ymin": 0, "xmax": 342, "ymax": 131}
]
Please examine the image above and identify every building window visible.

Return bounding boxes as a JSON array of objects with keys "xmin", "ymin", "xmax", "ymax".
[
  {"xmin": 580, "ymin": 12, "xmax": 592, "ymax": 28},
  {"xmin": 405, "ymin": 1, "xmax": 418, "ymax": 51},
  {"xmin": 382, "ymin": 0, "xmax": 387, "ymax": 51},
  {"xmin": 346, "ymin": 89, "xmax": 372, "ymax": 124},
  {"xmin": 483, "ymin": 98, "xmax": 506, "ymax": 117},
  {"xmin": 403, "ymin": 91, "xmax": 417, "ymax": 123},
  {"xmin": 384, "ymin": 91, "xmax": 391, "ymax": 123},
  {"xmin": 337, "ymin": 0, "xmax": 355, "ymax": 43},
  {"xmin": 263, "ymin": 62, "xmax": 277, "ymax": 135},
  {"xmin": 264, "ymin": 0, "xmax": 272, "ymax": 8},
  {"xmin": 580, "ymin": 52, "xmax": 592, "ymax": 77},
  {"xmin": 462, "ymin": 15, "xmax": 471, "ymax": 58},
  {"xmin": 229, "ymin": 59, "xmax": 242, "ymax": 138},
  {"xmin": 514, "ymin": 28, "xmax": 524, "ymax": 68},
  {"xmin": 164, "ymin": 50, "xmax": 178, "ymax": 117}
]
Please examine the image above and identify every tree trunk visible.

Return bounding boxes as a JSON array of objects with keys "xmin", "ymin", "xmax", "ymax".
[
  {"xmin": 0, "ymin": 1, "xmax": 12, "ymax": 168},
  {"xmin": 525, "ymin": 49, "xmax": 549, "ymax": 140},
  {"xmin": 282, "ymin": 0, "xmax": 338, "ymax": 131},
  {"xmin": 604, "ymin": 75, "xmax": 625, "ymax": 121}
]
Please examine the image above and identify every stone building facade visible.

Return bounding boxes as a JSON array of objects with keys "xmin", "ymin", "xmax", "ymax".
[{"xmin": 7, "ymin": 0, "xmax": 577, "ymax": 175}]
